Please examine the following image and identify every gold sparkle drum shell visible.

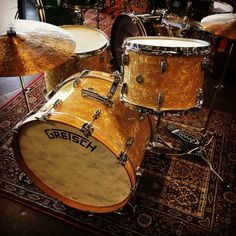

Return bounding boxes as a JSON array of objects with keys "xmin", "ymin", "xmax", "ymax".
[
  {"xmin": 45, "ymin": 25, "xmax": 110, "ymax": 94},
  {"xmin": 122, "ymin": 36, "xmax": 211, "ymax": 114},
  {"xmin": 13, "ymin": 71, "xmax": 151, "ymax": 213}
]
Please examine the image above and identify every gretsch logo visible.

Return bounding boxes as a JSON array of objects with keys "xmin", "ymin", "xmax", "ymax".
[{"xmin": 44, "ymin": 129, "xmax": 97, "ymax": 152}]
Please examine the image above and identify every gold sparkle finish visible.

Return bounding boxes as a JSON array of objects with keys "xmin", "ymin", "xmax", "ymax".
[
  {"xmin": 13, "ymin": 71, "xmax": 151, "ymax": 213},
  {"xmin": 123, "ymin": 47, "xmax": 208, "ymax": 112}
]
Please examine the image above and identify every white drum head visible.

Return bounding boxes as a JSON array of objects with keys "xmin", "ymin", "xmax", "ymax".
[
  {"xmin": 61, "ymin": 25, "xmax": 109, "ymax": 55},
  {"xmin": 126, "ymin": 37, "xmax": 210, "ymax": 48},
  {"xmin": 18, "ymin": 120, "xmax": 131, "ymax": 208},
  {"xmin": 213, "ymin": 1, "xmax": 233, "ymax": 13}
]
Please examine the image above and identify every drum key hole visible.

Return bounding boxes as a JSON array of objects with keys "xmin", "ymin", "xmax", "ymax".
[{"xmin": 136, "ymin": 75, "xmax": 144, "ymax": 84}]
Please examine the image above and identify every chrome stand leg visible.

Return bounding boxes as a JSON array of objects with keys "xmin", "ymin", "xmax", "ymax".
[{"xmin": 19, "ymin": 76, "xmax": 30, "ymax": 112}]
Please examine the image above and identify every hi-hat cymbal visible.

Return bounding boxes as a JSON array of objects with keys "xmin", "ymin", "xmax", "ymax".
[
  {"xmin": 201, "ymin": 13, "xmax": 236, "ymax": 40},
  {"xmin": 0, "ymin": 19, "xmax": 76, "ymax": 77}
]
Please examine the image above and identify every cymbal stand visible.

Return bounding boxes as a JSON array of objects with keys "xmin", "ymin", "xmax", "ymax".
[
  {"xmin": 175, "ymin": 41, "xmax": 235, "ymax": 187},
  {"xmin": 19, "ymin": 76, "xmax": 31, "ymax": 113}
]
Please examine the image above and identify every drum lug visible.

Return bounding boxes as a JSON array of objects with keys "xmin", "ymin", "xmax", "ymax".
[
  {"xmin": 157, "ymin": 92, "xmax": 164, "ymax": 111},
  {"xmin": 121, "ymin": 83, "xmax": 128, "ymax": 96},
  {"xmin": 201, "ymin": 57, "xmax": 210, "ymax": 70},
  {"xmin": 80, "ymin": 109, "xmax": 101, "ymax": 137},
  {"xmin": 122, "ymin": 54, "xmax": 129, "ymax": 66},
  {"xmin": 136, "ymin": 167, "xmax": 143, "ymax": 176},
  {"xmin": 73, "ymin": 69, "xmax": 90, "ymax": 88},
  {"xmin": 117, "ymin": 151, "xmax": 128, "ymax": 165},
  {"xmin": 118, "ymin": 136, "xmax": 134, "ymax": 165},
  {"xmin": 195, "ymin": 88, "xmax": 204, "ymax": 108},
  {"xmin": 107, "ymin": 71, "xmax": 121, "ymax": 99},
  {"xmin": 36, "ymin": 99, "xmax": 62, "ymax": 122},
  {"xmin": 131, "ymin": 167, "xmax": 143, "ymax": 194},
  {"xmin": 160, "ymin": 58, "xmax": 168, "ymax": 73}
]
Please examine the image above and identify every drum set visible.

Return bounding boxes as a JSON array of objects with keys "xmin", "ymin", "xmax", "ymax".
[{"xmin": 0, "ymin": 0, "xmax": 235, "ymax": 214}]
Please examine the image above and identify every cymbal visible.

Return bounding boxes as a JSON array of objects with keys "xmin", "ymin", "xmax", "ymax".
[
  {"xmin": 0, "ymin": 20, "xmax": 76, "ymax": 77},
  {"xmin": 201, "ymin": 13, "xmax": 236, "ymax": 40}
]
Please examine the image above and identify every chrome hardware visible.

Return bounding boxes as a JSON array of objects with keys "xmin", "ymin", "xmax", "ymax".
[
  {"xmin": 82, "ymin": 88, "xmax": 113, "ymax": 108},
  {"xmin": 122, "ymin": 54, "xmax": 129, "ymax": 65},
  {"xmin": 160, "ymin": 59, "xmax": 168, "ymax": 73},
  {"xmin": 36, "ymin": 112, "xmax": 51, "ymax": 122},
  {"xmin": 73, "ymin": 69, "xmax": 90, "ymax": 88},
  {"xmin": 136, "ymin": 167, "xmax": 143, "ymax": 176},
  {"xmin": 13, "ymin": 109, "xmax": 37, "ymax": 132},
  {"xmin": 117, "ymin": 151, "xmax": 128, "ymax": 165},
  {"xmin": 131, "ymin": 167, "xmax": 143, "ymax": 194},
  {"xmin": 36, "ymin": 99, "xmax": 62, "ymax": 122},
  {"xmin": 107, "ymin": 71, "xmax": 121, "ymax": 99},
  {"xmin": 80, "ymin": 109, "xmax": 101, "ymax": 137},
  {"xmin": 201, "ymin": 57, "xmax": 210, "ymax": 70},
  {"xmin": 157, "ymin": 92, "xmax": 164, "ymax": 111},
  {"xmin": 53, "ymin": 99, "xmax": 62, "ymax": 108},
  {"xmin": 136, "ymin": 75, "xmax": 144, "ymax": 84},
  {"xmin": 126, "ymin": 137, "xmax": 135, "ymax": 147},
  {"xmin": 195, "ymin": 88, "xmax": 204, "ymax": 108},
  {"xmin": 121, "ymin": 83, "xmax": 128, "ymax": 95}
]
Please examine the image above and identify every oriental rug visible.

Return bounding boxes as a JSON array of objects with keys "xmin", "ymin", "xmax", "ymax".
[{"xmin": 0, "ymin": 74, "xmax": 235, "ymax": 236}]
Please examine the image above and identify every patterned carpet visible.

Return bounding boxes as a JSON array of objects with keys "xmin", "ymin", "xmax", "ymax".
[
  {"xmin": 0, "ymin": 7, "xmax": 236, "ymax": 236},
  {"xmin": 0, "ymin": 72, "xmax": 235, "ymax": 235}
]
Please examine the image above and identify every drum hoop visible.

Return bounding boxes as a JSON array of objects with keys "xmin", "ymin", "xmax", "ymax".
[
  {"xmin": 51, "ymin": 70, "xmax": 114, "ymax": 94},
  {"xmin": 61, "ymin": 25, "xmax": 109, "ymax": 57},
  {"xmin": 124, "ymin": 36, "xmax": 211, "ymax": 56},
  {"xmin": 13, "ymin": 118, "xmax": 134, "ymax": 213},
  {"xmin": 213, "ymin": 1, "xmax": 233, "ymax": 13},
  {"xmin": 120, "ymin": 92, "xmax": 201, "ymax": 116}
]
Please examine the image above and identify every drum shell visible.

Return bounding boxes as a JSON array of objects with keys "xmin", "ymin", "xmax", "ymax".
[
  {"xmin": 45, "ymin": 25, "xmax": 111, "ymax": 93},
  {"xmin": 110, "ymin": 13, "xmax": 165, "ymax": 71},
  {"xmin": 122, "ymin": 37, "xmax": 210, "ymax": 113},
  {"xmin": 13, "ymin": 71, "xmax": 151, "ymax": 213},
  {"xmin": 45, "ymin": 51, "xmax": 110, "ymax": 93}
]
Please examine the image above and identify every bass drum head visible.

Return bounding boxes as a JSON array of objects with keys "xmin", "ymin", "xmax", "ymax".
[
  {"xmin": 14, "ymin": 120, "xmax": 131, "ymax": 212},
  {"xmin": 110, "ymin": 14, "xmax": 156, "ymax": 71},
  {"xmin": 18, "ymin": 0, "xmax": 74, "ymax": 25}
]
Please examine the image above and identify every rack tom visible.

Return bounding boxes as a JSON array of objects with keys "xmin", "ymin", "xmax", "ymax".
[{"xmin": 121, "ymin": 36, "xmax": 211, "ymax": 114}]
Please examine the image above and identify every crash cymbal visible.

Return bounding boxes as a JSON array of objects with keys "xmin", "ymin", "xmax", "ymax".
[
  {"xmin": 0, "ymin": 19, "xmax": 76, "ymax": 77},
  {"xmin": 201, "ymin": 13, "xmax": 236, "ymax": 40}
]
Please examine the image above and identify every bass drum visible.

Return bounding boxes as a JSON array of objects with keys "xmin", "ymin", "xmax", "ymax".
[
  {"xmin": 17, "ymin": 0, "xmax": 74, "ymax": 25},
  {"xmin": 12, "ymin": 71, "xmax": 151, "ymax": 213},
  {"xmin": 110, "ymin": 13, "xmax": 165, "ymax": 71}
]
